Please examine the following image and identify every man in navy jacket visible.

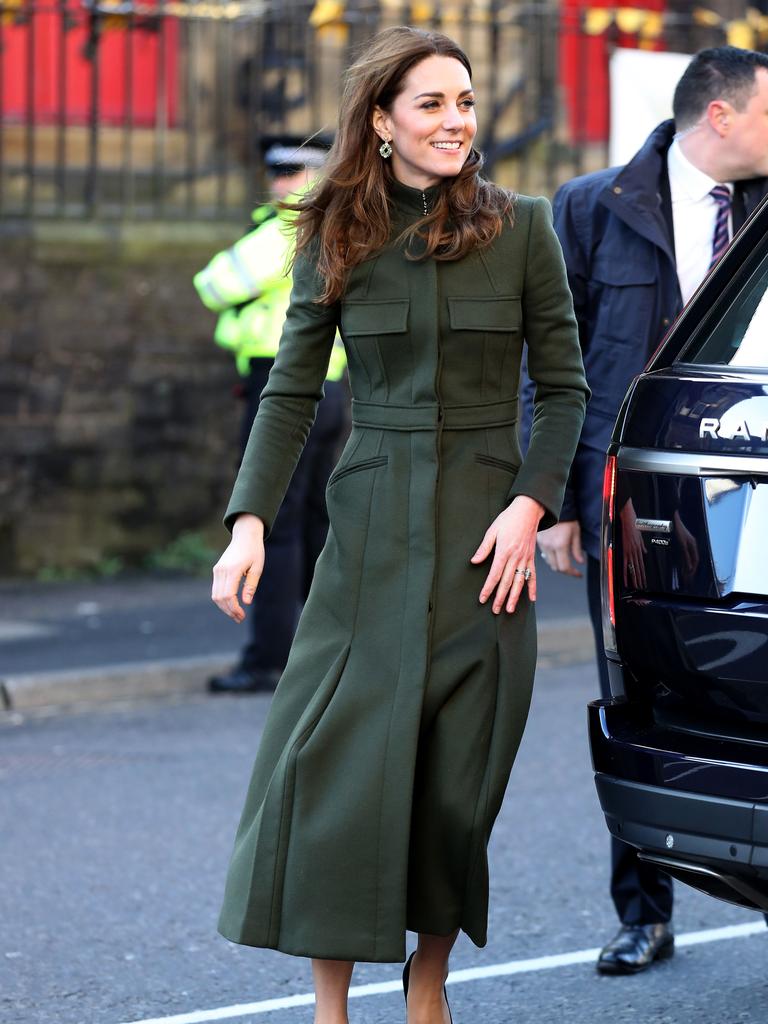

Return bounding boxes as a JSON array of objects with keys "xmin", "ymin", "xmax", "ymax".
[{"xmin": 539, "ymin": 46, "xmax": 768, "ymax": 974}]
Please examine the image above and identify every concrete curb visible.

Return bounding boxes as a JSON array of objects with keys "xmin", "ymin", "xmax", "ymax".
[
  {"xmin": 1, "ymin": 653, "xmax": 235, "ymax": 712},
  {"xmin": 0, "ymin": 617, "xmax": 594, "ymax": 713}
]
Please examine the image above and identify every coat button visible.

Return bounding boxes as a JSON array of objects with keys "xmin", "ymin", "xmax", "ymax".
[
  {"xmin": 662, "ymin": 317, "xmax": 670, "ymax": 327},
  {"xmin": 613, "ymin": 186, "xmax": 622, "ymax": 195}
]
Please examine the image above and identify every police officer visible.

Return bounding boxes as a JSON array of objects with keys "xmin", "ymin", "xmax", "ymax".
[{"xmin": 195, "ymin": 135, "xmax": 348, "ymax": 692}]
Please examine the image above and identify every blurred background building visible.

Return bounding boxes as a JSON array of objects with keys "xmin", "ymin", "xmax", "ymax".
[{"xmin": 1, "ymin": 0, "xmax": 767, "ymax": 576}]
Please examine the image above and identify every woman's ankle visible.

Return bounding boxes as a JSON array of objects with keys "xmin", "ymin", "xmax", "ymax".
[{"xmin": 313, "ymin": 1013, "xmax": 349, "ymax": 1024}]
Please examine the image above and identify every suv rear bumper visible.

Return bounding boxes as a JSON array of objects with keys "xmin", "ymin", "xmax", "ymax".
[{"xmin": 589, "ymin": 697, "xmax": 768, "ymax": 911}]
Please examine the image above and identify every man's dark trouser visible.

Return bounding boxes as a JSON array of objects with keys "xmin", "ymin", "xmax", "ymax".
[
  {"xmin": 586, "ymin": 554, "xmax": 674, "ymax": 926},
  {"xmin": 237, "ymin": 357, "xmax": 348, "ymax": 677}
]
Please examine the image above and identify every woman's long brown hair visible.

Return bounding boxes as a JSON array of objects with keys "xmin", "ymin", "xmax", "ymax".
[{"xmin": 292, "ymin": 26, "xmax": 515, "ymax": 304}]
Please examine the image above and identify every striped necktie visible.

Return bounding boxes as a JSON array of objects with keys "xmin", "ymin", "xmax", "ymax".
[{"xmin": 708, "ymin": 184, "xmax": 732, "ymax": 271}]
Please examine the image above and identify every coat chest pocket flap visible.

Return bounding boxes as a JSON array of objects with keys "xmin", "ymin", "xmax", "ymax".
[
  {"xmin": 591, "ymin": 253, "xmax": 655, "ymax": 286},
  {"xmin": 341, "ymin": 299, "xmax": 409, "ymax": 336},
  {"xmin": 449, "ymin": 296, "xmax": 521, "ymax": 331}
]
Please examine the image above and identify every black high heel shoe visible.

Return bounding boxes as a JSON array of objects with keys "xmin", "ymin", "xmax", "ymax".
[{"xmin": 402, "ymin": 951, "xmax": 453, "ymax": 1023}]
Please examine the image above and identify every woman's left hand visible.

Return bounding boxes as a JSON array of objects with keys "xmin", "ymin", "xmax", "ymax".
[{"xmin": 471, "ymin": 495, "xmax": 546, "ymax": 614}]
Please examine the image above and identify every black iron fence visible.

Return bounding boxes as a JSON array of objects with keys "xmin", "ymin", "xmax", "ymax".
[{"xmin": 0, "ymin": 0, "xmax": 765, "ymax": 221}]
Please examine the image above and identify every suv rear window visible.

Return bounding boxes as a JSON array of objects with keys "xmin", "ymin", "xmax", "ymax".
[{"xmin": 676, "ymin": 250, "xmax": 768, "ymax": 368}]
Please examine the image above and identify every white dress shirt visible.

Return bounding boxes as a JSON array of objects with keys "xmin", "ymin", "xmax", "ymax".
[
  {"xmin": 731, "ymin": 288, "xmax": 768, "ymax": 366},
  {"xmin": 667, "ymin": 138, "xmax": 733, "ymax": 305}
]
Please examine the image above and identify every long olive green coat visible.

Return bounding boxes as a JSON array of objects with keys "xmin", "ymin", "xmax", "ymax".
[{"xmin": 217, "ymin": 179, "xmax": 588, "ymax": 963}]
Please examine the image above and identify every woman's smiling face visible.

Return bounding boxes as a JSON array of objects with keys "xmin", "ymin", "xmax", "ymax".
[{"xmin": 373, "ymin": 54, "xmax": 477, "ymax": 191}]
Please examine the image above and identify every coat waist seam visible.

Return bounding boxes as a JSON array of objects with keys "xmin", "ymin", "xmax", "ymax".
[{"xmin": 351, "ymin": 398, "xmax": 518, "ymax": 431}]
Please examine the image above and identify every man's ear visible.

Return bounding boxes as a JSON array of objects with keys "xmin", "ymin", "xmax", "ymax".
[{"xmin": 706, "ymin": 99, "xmax": 733, "ymax": 137}]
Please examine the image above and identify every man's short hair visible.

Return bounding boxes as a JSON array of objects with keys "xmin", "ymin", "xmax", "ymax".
[{"xmin": 673, "ymin": 45, "xmax": 768, "ymax": 129}]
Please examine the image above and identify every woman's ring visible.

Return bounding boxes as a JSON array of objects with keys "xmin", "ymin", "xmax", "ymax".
[{"xmin": 514, "ymin": 567, "xmax": 533, "ymax": 581}]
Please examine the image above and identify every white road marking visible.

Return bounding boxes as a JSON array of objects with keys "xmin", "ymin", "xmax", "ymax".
[
  {"xmin": 117, "ymin": 920, "xmax": 766, "ymax": 1024},
  {"xmin": 0, "ymin": 621, "xmax": 57, "ymax": 642}
]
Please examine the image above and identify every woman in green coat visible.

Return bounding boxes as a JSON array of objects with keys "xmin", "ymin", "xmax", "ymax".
[{"xmin": 212, "ymin": 25, "xmax": 588, "ymax": 1024}]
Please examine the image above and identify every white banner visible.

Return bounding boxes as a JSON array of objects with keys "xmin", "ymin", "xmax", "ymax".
[{"xmin": 609, "ymin": 48, "xmax": 693, "ymax": 165}]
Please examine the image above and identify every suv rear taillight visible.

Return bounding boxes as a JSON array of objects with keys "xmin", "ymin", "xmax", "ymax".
[{"xmin": 601, "ymin": 454, "xmax": 617, "ymax": 655}]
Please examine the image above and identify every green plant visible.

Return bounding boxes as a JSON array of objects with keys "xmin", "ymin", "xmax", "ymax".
[
  {"xmin": 94, "ymin": 555, "xmax": 125, "ymax": 578},
  {"xmin": 145, "ymin": 531, "xmax": 217, "ymax": 575},
  {"xmin": 35, "ymin": 564, "xmax": 83, "ymax": 583},
  {"xmin": 34, "ymin": 554, "xmax": 125, "ymax": 582}
]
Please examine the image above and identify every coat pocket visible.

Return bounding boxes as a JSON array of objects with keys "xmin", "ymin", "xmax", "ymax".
[
  {"xmin": 449, "ymin": 296, "xmax": 522, "ymax": 332},
  {"xmin": 340, "ymin": 299, "xmax": 409, "ymax": 336},
  {"xmin": 328, "ymin": 454, "xmax": 388, "ymax": 487},
  {"xmin": 591, "ymin": 254, "xmax": 655, "ymax": 287},
  {"xmin": 475, "ymin": 452, "xmax": 520, "ymax": 476},
  {"xmin": 589, "ymin": 253, "xmax": 656, "ymax": 349}
]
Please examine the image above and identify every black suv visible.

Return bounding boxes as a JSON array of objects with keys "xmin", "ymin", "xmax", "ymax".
[{"xmin": 589, "ymin": 195, "xmax": 768, "ymax": 914}]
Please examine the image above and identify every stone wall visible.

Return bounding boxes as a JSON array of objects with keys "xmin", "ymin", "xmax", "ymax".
[{"xmin": 0, "ymin": 220, "xmax": 252, "ymax": 575}]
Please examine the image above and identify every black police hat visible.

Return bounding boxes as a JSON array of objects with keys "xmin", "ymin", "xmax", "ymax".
[{"xmin": 260, "ymin": 133, "xmax": 333, "ymax": 174}]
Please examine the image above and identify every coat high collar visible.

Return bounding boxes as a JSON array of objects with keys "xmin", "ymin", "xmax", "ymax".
[
  {"xmin": 388, "ymin": 176, "xmax": 442, "ymax": 217},
  {"xmin": 599, "ymin": 118, "xmax": 768, "ymax": 256},
  {"xmin": 599, "ymin": 119, "xmax": 677, "ymax": 263}
]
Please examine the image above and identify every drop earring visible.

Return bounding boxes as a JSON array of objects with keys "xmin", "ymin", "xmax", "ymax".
[{"xmin": 379, "ymin": 139, "xmax": 393, "ymax": 159}]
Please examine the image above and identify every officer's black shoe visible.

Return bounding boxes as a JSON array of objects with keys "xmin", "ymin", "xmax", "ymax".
[
  {"xmin": 207, "ymin": 667, "xmax": 281, "ymax": 694},
  {"xmin": 596, "ymin": 923, "xmax": 674, "ymax": 975}
]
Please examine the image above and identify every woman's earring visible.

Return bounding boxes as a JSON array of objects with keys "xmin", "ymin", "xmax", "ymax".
[{"xmin": 379, "ymin": 139, "xmax": 393, "ymax": 159}]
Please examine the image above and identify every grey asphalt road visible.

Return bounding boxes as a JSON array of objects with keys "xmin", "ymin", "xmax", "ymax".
[
  {"xmin": 0, "ymin": 576, "xmax": 244, "ymax": 676},
  {"xmin": 0, "ymin": 564, "xmax": 588, "ymax": 677},
  {"xmin": 3, "ymin": 657, "xmax": 764, "ymax": 1024}
]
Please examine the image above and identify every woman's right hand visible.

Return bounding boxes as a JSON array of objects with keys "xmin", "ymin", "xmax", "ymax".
[{"xmin": 211, "ymin": 514, "xmax": 266, "ymax": 622}]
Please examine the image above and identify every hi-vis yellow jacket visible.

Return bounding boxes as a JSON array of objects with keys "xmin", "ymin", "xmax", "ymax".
[{"xmin": 194, "ymin": 198, "xmax": 346, "ymax": 381}]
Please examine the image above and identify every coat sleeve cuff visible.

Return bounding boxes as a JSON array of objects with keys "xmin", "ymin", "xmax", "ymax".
[
  {"xmin": 507, "ymin": 476, "xmax": 561, "ymax": 532},
  {"xmin": 559, "ymin": 487, "xmax": 579, "ymax": 523},
  {"xmin": 223, "ymin": 502, "xmax": 275, "ymax": 537}
]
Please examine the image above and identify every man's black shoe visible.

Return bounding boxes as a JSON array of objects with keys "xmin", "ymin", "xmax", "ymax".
[
  {"xmin": 208, "ymin": 667, "xmax": 281, "ymax": 694},
  {"xmin": 596, "ymin": 923, "xmax": 674, "ymax": 975}
]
